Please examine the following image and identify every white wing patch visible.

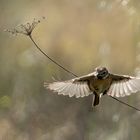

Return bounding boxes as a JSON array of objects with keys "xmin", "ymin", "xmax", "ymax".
[
  {"xmin": 108, "ymin": 77, "xmax": 140, "ymax": 97},
  {"xmin": 44, "ymin": 80, "xmax": 92, "ymax": 98}
]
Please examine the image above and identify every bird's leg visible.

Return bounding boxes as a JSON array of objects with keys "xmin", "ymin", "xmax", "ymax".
[
  {"xmin": 89, "ymin": 93, "xmax": 100, "ymax": 112},
  {"xmin": 103, "ymin": 90, "xmax": 107, "ymax": 95},
  {"xmin": 94, "ymin": 93, "xmax": 100, "ymax": 106}
]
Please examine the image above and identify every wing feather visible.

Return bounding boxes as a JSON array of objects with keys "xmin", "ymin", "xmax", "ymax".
[
  {"xmin": 107, "ymin": 74, "xmax": 140, "ymax": 97},
  {"xmin": 107, "ymin": 84, "xmax": 114, "ymax": 96},
  {"xmin": 64, "ymin": 83, "xmax": 72, "ymax": 96},
  {"xmin": 124, "ymin": 82, "xmax": 131, "ymax": 96},
  {"xmin": 119, "ymin": 82, "xmax": 125, "ymax": 97},
  {"xmin": 129, "ymin": 80, "xmax": 138, "ymax": 92},
  {"xmin": 75, "ymin": 83, "xmax": 81, "ymax": 98},
  {"xmin": 45, "ymin": 79, "xmax": 92, "ymax": 98},
  {"xmin": 79, "ymin": 83, "xmax": 85, "ymax": 97},
  {"xmin": 123, "ymin": 82, "xmax": 128, "ymax": 94},
  {"xmin": 68, "ymin": 84, "xmax": 75, "ymax": 97},
  {"xmin": 58, "ymin": 83, "xmax": 70, "ymax": 95},
  {"xmin": 82, "ymin": 84, "xmax": 87, "ymax": 96},
  {"xmin": 111, "ymin": 83, "xmax": 117, "ymax": 97},
  {"xmin": 115, "ymin": 83, "xmax": 120, "ymax": 97}
]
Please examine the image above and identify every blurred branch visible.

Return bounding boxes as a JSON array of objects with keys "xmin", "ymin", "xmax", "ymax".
[{"xmin": 29, "ymin": 35, "xmax": 77, "ymax": 77}]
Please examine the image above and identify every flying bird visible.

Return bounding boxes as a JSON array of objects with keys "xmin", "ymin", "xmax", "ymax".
[{"xmin": 44, "ymin": 67, "xmax": 140, "ymax": 107}]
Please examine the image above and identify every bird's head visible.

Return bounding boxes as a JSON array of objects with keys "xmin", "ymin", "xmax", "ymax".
[{"xmin": 95, "ymin": 67, "xmax": 109, "ymax": 79}]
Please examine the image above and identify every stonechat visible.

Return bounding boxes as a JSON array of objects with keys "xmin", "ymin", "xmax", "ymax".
[{"xmin": 44, "ymin": 67, "xmax": 140, "ymax": 107}]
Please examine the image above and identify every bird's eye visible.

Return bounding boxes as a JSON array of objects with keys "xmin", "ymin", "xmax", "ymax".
[{"xmin": 102, "ymin": 71, "xmax": 106, "ymax": 74}]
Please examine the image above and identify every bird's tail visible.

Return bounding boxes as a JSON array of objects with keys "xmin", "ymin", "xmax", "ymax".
[{"xmin": 92, "ymin": 94, "xmax": 100, "ymax": 106}]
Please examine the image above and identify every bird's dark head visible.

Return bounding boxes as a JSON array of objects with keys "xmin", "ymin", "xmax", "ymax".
[{"xmin": 95, "ymin": 67, "xmax": 109, "ymax": 79}]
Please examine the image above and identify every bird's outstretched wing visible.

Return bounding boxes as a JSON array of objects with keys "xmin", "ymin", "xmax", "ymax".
[
  {"xmin": 107, "ymin": 74, "xmax": 140, "ymax": 97},
  {"xmin": 44, "ymin": 73, "xmax": 95, "ymax": 98}
]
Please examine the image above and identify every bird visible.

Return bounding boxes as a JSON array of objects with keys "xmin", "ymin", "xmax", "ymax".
[{"xmin": 44, "ymin": 66, "xmax": 140, "ymax": 108}]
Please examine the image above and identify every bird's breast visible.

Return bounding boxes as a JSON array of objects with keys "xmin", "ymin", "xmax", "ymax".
[{"xmin": 89, "ymin": 77, "xmax": 111, "ymax": 94}]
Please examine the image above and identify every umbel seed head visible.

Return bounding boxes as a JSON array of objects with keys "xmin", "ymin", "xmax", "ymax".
[{"xmin": 4, "ymin": 17, "xmax": 46, "ymax": 36}]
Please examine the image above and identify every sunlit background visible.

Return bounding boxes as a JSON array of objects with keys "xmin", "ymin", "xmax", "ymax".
[{"xmin": 1, "ymin": 0, "xmax": 140, "ymax": 140}]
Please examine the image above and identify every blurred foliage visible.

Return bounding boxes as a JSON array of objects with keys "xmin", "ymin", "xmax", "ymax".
[
  {"xmin": 1, "ymin": 0, "xmax": 140, "ymax": 140},
  {"xmin": 0, "ymin": 96, "xmax": 11, "ymax": 109}
]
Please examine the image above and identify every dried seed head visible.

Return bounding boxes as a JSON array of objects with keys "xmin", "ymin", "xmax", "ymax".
[{"xmin": 5, "ymin": 17, "xmax": 46, "ymax": 36}]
